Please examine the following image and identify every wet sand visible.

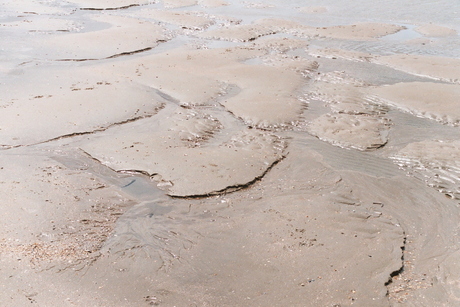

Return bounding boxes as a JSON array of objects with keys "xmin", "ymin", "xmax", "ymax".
[{"xmin": 1, "ymin": 0, "xmax": 460, "ymax": 306}]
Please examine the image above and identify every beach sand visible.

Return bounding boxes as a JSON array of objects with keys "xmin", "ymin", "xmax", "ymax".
[{"xmin": 1, "ymin": 0, "xmax": 460, "ymax": 306}]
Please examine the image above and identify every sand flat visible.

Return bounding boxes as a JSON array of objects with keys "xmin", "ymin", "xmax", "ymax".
[
  {"xmin": 2, "ymin": 0, "xmax": 460, "ymax": 306},
  {"xmin": 218, "ymin": 64, "xmax": 306, "ymax": 127},
  {"xmin": 370, "ymin": 82, "xmax": 460, "ymax": 126},
  {"xmin": 373, "ymin": 54, "xmax": 460, "ymax": 83},
  {"xmin": 314, "ymin": 23, "xmax": 405, "ymax": 40},
  {"xmin": 35, "ymin": 15, "xmax": 167, "ymax": 60},
  {"xmin": 111, "ymin": 45, "xmax": 307, "ymax": 126},
  {"xmin": 0, "ymin": 64, "xmax": 166, "ymax": 146}
]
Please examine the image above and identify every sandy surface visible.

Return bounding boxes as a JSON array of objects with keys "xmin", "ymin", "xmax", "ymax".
[
  {"xmin": 373, "ymin": 55, "xmax": 460, "ymax": 83},
  {"xmin": 1, "ymin": 0, "xmax": 460, "ymax": 306},
  {"xmin": 370, "ymin": 82, "xmax": 460, "ymax": 126},
  {"xmin": 415, "ymin": 24, "xmax": 457, "ymax": 37}
]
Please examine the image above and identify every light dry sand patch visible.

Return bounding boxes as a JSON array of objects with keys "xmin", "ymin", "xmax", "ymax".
[
  {"xmin": 0, "ymin": 65, "xmax": 166, "ymax": 147},
  {"xmin": 370, "ymin": 82, "xmax": 460, "ymax": 126},
  {"xmin": 81, "ymin": 106, "xmax": 286, "ymax": 196},
  {"xmin": 373, "ymin": 54, "xmax": 460, "ymax": 83},
  {"xmin": 415, "ymin": 24, "xmax": 458, "ymax": 37},
  {"xmin": 35, "ymin": 15, "xmax": 168, "ymax": 60},
  {"xmin": 129, "ymin": 8, "xmax": 213, "ymax": 30}
]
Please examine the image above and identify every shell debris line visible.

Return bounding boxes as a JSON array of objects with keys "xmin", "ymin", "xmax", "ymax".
[{"xmin": 1, "ymin": 0, "xmax": 460, "ymax": 306}]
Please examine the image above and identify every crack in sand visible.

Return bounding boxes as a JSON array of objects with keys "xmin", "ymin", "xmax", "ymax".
[
  {"xmin": 167, "ymin": 154, "xmax": 286, "ymax": 198},
  {"xmin": 38, "ymin": 110, "xmax": 164, "ymax": 144},
  {"xmin": 80, "ymin": 4, "xmax": 140, "ymax": 10},
  {"xmin": 84, "ymin": 152, "xmax": 287, "ymax": 198},
  {"xmin": 0, "ymin": 104, "xmax": 165, "ymax": 150},
  {"xmin": 385, "ymin": 234, "xmax": 406, "ymax": 287},
  {"xmin": 56, "ymin": 45, "xmax": 166, "ymax": 62}
]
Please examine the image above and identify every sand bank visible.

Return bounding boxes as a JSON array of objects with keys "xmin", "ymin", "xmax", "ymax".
[
  {"xmin": 415, "ymin": 24, "xmax": 457, "ymax": 37},
  {"xmin": 373, "ymin": 55, "xmax": 460, "ymax": 83},
  {"xmin": 370, "ymin": 82, "xmax": 460, "ymax": 126}
]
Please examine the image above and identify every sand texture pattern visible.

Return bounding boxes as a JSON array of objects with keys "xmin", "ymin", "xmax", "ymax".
[{"xmin": 1, "ymin": 0, "xmax": 460, "ymax": 306}]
